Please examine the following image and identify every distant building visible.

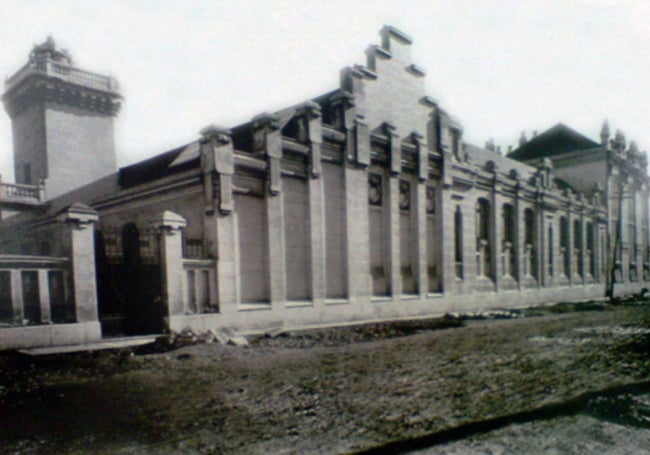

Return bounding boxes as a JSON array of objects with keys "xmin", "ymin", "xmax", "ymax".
[{"xmin": 0, "ymin": 27, "xmax": 648, "ymax": 349}]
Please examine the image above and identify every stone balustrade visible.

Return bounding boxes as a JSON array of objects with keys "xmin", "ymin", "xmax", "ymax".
[
  {"xmin": 0, "ymin": 181, "xmax": 45, "ymax": 203},
  {"xmin": 0, "ymin": 255, "xmax": 70, "ymax": 327},
  {"xmin": 182, "ymin": 259, "xmax": 218, "ymax": 315},
  {"xmin": 5, "ymin": 56, "xmax": 118, "ymax": 93}
]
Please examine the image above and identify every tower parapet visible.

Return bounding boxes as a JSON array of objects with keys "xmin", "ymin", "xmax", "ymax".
[
  {"xmin": 2, "ymin": 37, "xmax": 122, "ymax": 199},
  {"xmin": 3, "ymin": 36, "xmax": 121, "ymax": 116}
]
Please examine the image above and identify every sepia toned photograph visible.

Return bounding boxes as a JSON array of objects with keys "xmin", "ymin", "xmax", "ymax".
[{"xmin": 1, "ymin": 1, "xmax": 650, "ymax": 453}]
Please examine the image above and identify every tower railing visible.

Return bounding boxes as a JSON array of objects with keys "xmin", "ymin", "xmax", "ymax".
[
  {"xmin": 0, "ymin": 181, "xmax": 45, "ymax": 204},
  {"xmin": 5, "ymin": 56, "xmax": 119, "ymax": 93}
]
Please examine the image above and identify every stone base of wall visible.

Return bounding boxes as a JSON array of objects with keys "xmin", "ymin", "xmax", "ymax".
[
  {"xmin": 167, "ymin": 282, "xmax": 648, "ymax": 336},
  {"xmin": 0, "ymin": 321, "xmax": 101, "ymax": 350}
]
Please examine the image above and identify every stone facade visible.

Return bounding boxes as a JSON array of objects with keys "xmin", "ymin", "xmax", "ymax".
[{"xmin": 0, "ymin": 28, "xmax": 648, "ymax": 348}]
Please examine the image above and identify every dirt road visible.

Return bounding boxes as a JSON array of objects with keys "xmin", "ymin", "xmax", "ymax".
[{"xmin": 1, "ymin": 302, "xmax": 649, "ymax": 454}]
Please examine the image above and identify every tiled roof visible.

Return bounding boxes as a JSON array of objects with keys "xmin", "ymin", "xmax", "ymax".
[{"xmin": 508, "ymin": 123, "xmax": 600, "ymax": 161}]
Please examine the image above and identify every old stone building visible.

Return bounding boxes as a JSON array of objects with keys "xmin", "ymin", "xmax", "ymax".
[{"xmin": 0, "ymin": 27, "xmax": 648, "ymax": 349}]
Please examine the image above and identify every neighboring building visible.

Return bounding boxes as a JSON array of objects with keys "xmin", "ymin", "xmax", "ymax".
[{"xmin": 0, "ymin": 27, "xmax": 648, "ymax": 349}]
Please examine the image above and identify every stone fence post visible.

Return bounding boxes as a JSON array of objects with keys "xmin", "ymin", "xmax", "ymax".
[
  {"xmin": 58, "ymin": 202, "xmax": 99, "ymax": 323},
  {"xmin": 155, "ymin": 211, "xmax": 186, "ymax": 320}
]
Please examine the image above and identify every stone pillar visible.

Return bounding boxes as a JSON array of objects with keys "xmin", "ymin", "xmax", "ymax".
[
  {"xmin": 10, "ymin": 270, "xmax": 23, "ymax": 324},
  {"xmin": 514, "ymin": 184, "xmax": 522, "ymax": 290},
  {"xmin": 413, "ymin": 133, "xmax": 428, "ymax": 296},
  {"xmin": 253, "ymin": 113, "xmax": 286, "ymax": 306},
  {"xmin": 538, "ymin": 208, "xmax": 547, "ymax": 287},
  {"xmin": 342, "ymin": 91, "xmax": 371, "ymax": 302},
  {"xmin": 440, "ymin": 177, "xmax": 456, "ymax": 293},
  {"xmin": 155, "ymin": 211, "xmax": 186, "ymax": 319},
  {"xmin": 415, "ymin": 180, "xmax": 428, "ymax": 297},
  {"xmin": 580, "ymin": 211, "xmax": 587, "ymax": 285},
  {"xmin": 38, "ymin": 270, "xmax": 51, "ymax": 324},
  {"xmin": 491, "ymin": 174, "xmax": 501, "ymax": 290},
  {"xmin": 306, "ymin": 104, "xmax": 326, "ymax": 303},
  {"xmin": 59, "ymin": 203, "xmax": 99, "ymax": 323},
  {"xmin": 200, "ymin": 125, "xmax": 236, "ymax": 311},
  {"xmin": 568, "ymin": 211, "xmax": 575, "ymax": 285},
  {"xmin": 620, "ymin": 183, "xmax": 629, "ymax": 282},
  {"xmin": 200, "ymin": 125, "xmax": 234, "ymax": 215},
  {"xmin": 388, "ymin": 175, "xmax": 401, "ymax": 297},
  {"xmin": 634, "ymin": 188, "xmax": 642, "ymax": 281}
]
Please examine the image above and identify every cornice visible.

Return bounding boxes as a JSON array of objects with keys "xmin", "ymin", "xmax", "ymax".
[{"xmin": 2, "ymin": 73, "xmax": 122, "ymax": 117}]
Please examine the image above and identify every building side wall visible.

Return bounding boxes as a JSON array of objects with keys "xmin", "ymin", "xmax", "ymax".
[
  {"xmin": 12, "ymin": 103, "xmax": 46, "ymax": 185},
  {"xmin": 45, "ymin": 102, "xmax": 117, "ymax": 199}
]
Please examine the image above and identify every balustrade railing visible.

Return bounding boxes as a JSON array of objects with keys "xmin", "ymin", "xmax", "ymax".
[
  {"xmin": 0, "ymin": 181, "xmax": 45, "ymax": 203},
  {"xmin": 6, "ymin": 56, "xmax": 118, "ymax": 93},
  {"xmin": 0, "ymin": 255, "xmax": 71, "ymax": 327},
  {"xmin": 182, "ymin": 259, "xmax": 218, "ymax": 315}
]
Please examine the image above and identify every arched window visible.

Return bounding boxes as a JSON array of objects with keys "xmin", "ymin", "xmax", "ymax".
[
  {"xmin": 586, "ymin": 222, "xmax": 595, "ymax": 277},
  {"xmin": 548, "ymin": 225, "xmax": 554, "ymax": 277},
  {"xmin": 502, "ymin": 203, "xmax": 515, "ymax": 276},
  {"xmin": 454, "ymin": 206, "xmax": 463, "ymax": 278},
  {"xmin": 524, "ymin": 208, "xmax": 536, "ymax": 278},
  {"xmin": 574, "ymin": 219, "xmax": 582, "ymax": 277},
  {"xmin": 476, "ymin": 198, "xmax": 491, "ymax": 278},
  {"xmin": 560, "ymin": 216, "xmax": 569, "ymax": 277}
]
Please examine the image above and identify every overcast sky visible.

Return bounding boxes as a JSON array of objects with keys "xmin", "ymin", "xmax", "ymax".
[{"xmin": 0, "ymin": 0, "xmax": 648, "ymax": 181}]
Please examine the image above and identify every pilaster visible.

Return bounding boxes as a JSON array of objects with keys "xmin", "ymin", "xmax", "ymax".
[
  {"xmin": 415, "ymin": 180, "xmax": 428, "ymax": 296},
  {"xmin": 154, "ymin": 211, "xmax": 186, "ymax": 319},
  {"xmin": 58, "ymin": 203, "xmax": 99, "ymax": 323},
  {"xmin": 388, "ymin": 176, "xmax": 401, "ymax": 297},
  {"xmin": 253, "ymin": 114, "xmax": 286, "ymax": 306},
  {"xmin": 200, "ymin": 125, "xmax": 234, "ymax": 214}
]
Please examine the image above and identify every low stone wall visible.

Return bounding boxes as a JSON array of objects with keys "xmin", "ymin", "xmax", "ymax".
[
  {"xmin": 167, "ymin": 282, "xmax": 628, "ymax": 335},
  {"xmin": 0, "ymin": 321, "xmax": 101, "ymax": 350}
]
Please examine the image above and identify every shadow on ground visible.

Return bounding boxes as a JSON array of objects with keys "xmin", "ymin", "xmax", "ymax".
[{"xmin": 352, "ymin": 380, "xmax": 650, "ymax": 455}]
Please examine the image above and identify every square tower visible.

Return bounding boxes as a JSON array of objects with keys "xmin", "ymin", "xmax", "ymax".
[{"xmin": 2, "ymin": 37, "xmax": 122, "ymax": 199}]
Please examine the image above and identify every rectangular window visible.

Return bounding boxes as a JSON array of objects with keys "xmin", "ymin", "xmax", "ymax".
[
  {"xmin": 454, "ymin": 206, "xmax": 463, "ymax": 278},
  {"xmin": 23, "ymin": 163, "xmax": 32, "ymax": 185},
  {"xmin": 0, "ymin": 271, "xmax": 12, "ymax": 324}
]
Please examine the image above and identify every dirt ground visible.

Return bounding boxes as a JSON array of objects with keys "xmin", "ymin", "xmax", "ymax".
[{"xmin": 1, "ymin": 301, "xmax": 650, "ymax": 454}]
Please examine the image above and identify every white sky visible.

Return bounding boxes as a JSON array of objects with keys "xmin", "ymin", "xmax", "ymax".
[{"xmin": 0, "ymin": 0, "xmax": 649, "ymax": 181}]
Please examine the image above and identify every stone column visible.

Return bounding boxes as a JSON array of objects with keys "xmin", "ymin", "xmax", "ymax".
[
  {"xmin": 538, "ymin": 208, "xmax": 547, "ymax": 287},
  {"xmin": 634, "ymin": 188, "xmax": 643, "ymax": 281},
  {"xmin": 385, "ymin": 123, "xmax": 401, "ymax": 297},
  {"xmin": 620, "ymin": 183, "xmax": 629, "ymax": 282},
  {"xmin": 343, "ymin": 96, "xmax": 371, "ymax": 301},
  {"xmin": 155, "ymin": 211, "xmax": 186, "ymax": 319},
  {"xmin": 440, "ymin": 177, "xmax": 456, "ymax": 293},
  {"xmin": 388, "ymin": 175, "xmax": 401, "ymax": 297},
  {"xmin": 415, "ymin": 180, "xmax": 428, "ymax": 297},
  {"xmin": 514, "ymin": 183, "xmax": 522, "ymax": 290},
  {"xmin": 491, "ymin": 174, "xmax": 501, "ymax": 290},
  {"xmin": 10, "ymin": 270, "xmax": 23, "ymax": 324},
  {"xmin": 38, "ymin": 270, "xmax": 51, "ymax": 324},
  {"xmin": 200, "ymin": 125, "xmax": 236, "ymax": 311},
  {"xmin": 306, "ymin": 105, "xmax": 326, "ymax": 303},
  {"xmin": 580, "ymin": 210, "xmax": 587, "ymax": 285},
  {"xmin": 253, "ymin": 113, "xmax": 286, "ymax": 306},
  {"xmin": 59, "ymin": 203, "xmax": 99, "ymax": 323},
  {"xmin": 568, "ymin": 210, "xmax": 575, "ymax": 285}
]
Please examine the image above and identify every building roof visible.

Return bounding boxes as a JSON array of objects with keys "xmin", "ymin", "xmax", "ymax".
[
  {"xmin": 507, "ymin": 123, "xmax": 600, "ymax": 161},
  {"xmin": 118, "ymin": 142, "xmax": 199, "ymax": 188}
]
